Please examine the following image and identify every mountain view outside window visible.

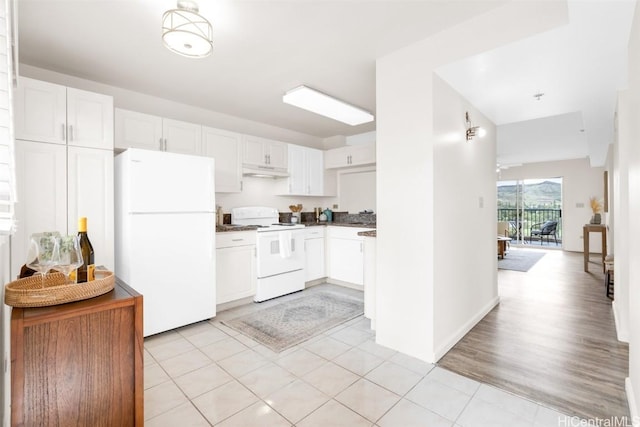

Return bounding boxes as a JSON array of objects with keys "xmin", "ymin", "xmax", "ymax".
[{"xmin": 497, "ymin": 178, "xmax": 562, "ymax": 244}]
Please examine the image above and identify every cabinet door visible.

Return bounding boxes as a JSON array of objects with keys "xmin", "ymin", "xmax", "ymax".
[
  {"xmin": 163, "ymin": 118, "xmax": 202, "ymax": 155},
  {"xmin": 243, "ymin": 135, "xmax": 267, "ymax": 167},
  {"xmin": 67, "ymin": 146, "xmax": 115, "ymax": 270},
  {"xmin": 287, "ymin": 144, "xmax": 306, "ymax": 195},
  {"xmin": 216, "ymin": 245, "xmax": 256, "ymax": 304},
  {"xmin": 266, "ymin": 140, "xmax": 288, "ymax": 169},
  {"xmin": 324, "ymin": 146, "xmax": 349, "ymax": 169},
  {"xmin": 11, "ymin": 140, "xmax": 67, "ymax": 278},
  {"xmin": 350, "ymin": 144, "xmax": 376, "ymax": 166},
  {"xmin": 201, "ymin": 126, "xmax": 242, "ymax": 193},
  {"xmin": 66, "ymin": 88, "xmax": 114, "ymax": 149},
  {"xmin": 14, "ymin": 77, "xmax": 66, "ymax": 145},
  {"xmin": 305, "ymin": 237, "xmax": 325, "ymax": 281},
  {"xmin": 114, "ymin": 108, "xmax": 163, "ymax": 151},
  {"xmin": 307, "ymin": 147, "xmax": 324, "ymax": 195},
  {"xmin": 328, "ymin": 237, "xmax": 364, "ymax": 285}
]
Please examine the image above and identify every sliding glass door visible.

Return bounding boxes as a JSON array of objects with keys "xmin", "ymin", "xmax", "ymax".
[{"xmin": 497, "ymin": 178, "xmax": 563, "ymax": 245}]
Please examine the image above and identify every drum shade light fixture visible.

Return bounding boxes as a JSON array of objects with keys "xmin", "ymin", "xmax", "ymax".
[
  {"xmin": 162, "ymin": 1, "xmax": 213, "ymax": 58},
  {"xmin": 283, "ymin": 86, "xmax": 374, "ymax": 126}
]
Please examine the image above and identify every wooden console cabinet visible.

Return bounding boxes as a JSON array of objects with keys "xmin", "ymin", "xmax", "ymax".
[{"xmin": 11, "ymin": 280, "xmax": 143, "ymax": 426}]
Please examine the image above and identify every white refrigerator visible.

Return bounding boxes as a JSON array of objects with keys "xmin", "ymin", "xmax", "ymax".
[{"xmin": 114, "ymin": 149, "xmax": 216, "ymax": 336}]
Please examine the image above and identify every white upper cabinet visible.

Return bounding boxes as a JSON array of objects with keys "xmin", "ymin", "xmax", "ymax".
[
  {"xmin": 284, "ymin": 144, "xmax": 324, "ymax": 196},
  {"xmin": 307, "ymin": 148, "xmax": 324, "ymax": 195},
  {"xmin": 115, "ymin": 108, "xmax": 201, "ymax": 155},
  {"xmin": 201, "ymin": 126, "xmax": 242, "ymax": 193},
  {"xmin": 15, "ymin": 77, "xmax": 113, "ymax": 150},
  {"xmin": 325, "ymin": 144, "xmax": 375, "ymax": 169},
  {"xmin": 66, "ymin": 88, "xmax": 114, "ymax": 149},
  {"xmin": 242, "ymin": 135, "xmax": 288, "ymax": 170},
  {"xmin": 163, "ymin": 119, "xmax": 201, "ymax": 155},
  {"xmin": 115, "ymin": 109, "xmax": 163, "ymax": 151}
]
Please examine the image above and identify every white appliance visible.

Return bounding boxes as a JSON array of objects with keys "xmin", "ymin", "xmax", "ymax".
[
  {"xmin": 115, "ymin": 149, "xmax": 216, "ymax": 336},
  {"xmin": 231, "ymin": 207, "xmax": 306, "ymax": 302}
]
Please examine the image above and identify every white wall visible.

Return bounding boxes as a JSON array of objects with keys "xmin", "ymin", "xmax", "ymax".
[
  {"xmin": 339, "ymin": 169, "xmax": 376, "ymax": 214},
  {"xmin": 499, "ymin": 159, "xmax": 605, "ymax": 253},
  {"xmin": 432, "ymin": 76, "xmax": 498, "ymax": 359},
  {"xmin": 612, "ymin": 92, "xmax": 630, "ymax": 343},
  {"xmin": 624, "ymin": 0, "xmax": 640, "ymax": 421},
  {"xmin": 376, "ymin": 0, "xmax": 568, "ymax": 362}
]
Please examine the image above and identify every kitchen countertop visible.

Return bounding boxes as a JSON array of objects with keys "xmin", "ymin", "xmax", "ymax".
[
  {"xmin": 215, "ymin": 225, "xmax": 259, "ymax": 232},
  {"xmin": 216, "ymin": 222, "xmax": 376, "ymax": 232},
  {"xmin": 303, "ymin": 222, "xmax": 376, "ymax": 228},
  {"xmin": 357, "ymin": 230, "xmax": 377, "ymax": 237}
]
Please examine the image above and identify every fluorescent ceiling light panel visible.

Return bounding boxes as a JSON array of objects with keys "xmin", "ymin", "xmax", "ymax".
[{"xmin": 283, "ymin": 86, "xmax": 374, "ymax": 126}]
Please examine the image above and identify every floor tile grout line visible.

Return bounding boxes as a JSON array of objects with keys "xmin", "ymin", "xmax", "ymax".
[{"xmin": 148, "ymin": 284, "xmax": 561, "ymax": 426}]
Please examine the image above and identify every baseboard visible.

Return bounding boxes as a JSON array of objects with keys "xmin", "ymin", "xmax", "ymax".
[
  {"xmin": 216, "ymin": 296, "xmax": 255, "ymax": 313},
  {"xmin": 434, "ymin": 296, "xmax": 500, "ymax": 362},
  {"xmin": 612, "ymin": 300, "xmax": 630, "ymax": 342},
  {"xmin": 304, "ymin": 278, "xmax": 326, "ymax": 288},
  {"xmin": 626, "ymin": 377, "xmax": 639, "ymax": 426},
  {"xmin": 325, "ymin": 278, "xmax": 364, "ymax": 291}
]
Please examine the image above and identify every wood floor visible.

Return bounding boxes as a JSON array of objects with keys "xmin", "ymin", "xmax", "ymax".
[{"xmin": 438, "ymin": 248, "xmax": 629, "ymax": 421}]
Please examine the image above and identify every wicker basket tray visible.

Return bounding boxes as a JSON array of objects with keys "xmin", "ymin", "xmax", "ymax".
[{"xmin": 4, "ymin": 270, "xmax": 115, "ymax": 308}]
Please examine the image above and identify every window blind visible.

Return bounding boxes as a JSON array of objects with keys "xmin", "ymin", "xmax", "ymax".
[{"xmin": 0, "ymin": 1, "xmax": 16, "ymax": 236}]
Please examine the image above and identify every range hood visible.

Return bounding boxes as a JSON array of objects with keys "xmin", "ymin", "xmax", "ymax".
[{"xmin": 242, "ymin": 166, "xmax": 289, "ymax": 178}]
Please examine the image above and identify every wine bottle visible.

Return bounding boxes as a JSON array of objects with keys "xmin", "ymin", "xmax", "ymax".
[{"xmin": 76, "ymin": 217, "xmax": 95, "ymax": 283}]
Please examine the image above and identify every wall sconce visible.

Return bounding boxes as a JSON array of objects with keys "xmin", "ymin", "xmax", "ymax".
[{"xmin": 465, "ymin": 111, "xmax": 486, "ymax": 141}]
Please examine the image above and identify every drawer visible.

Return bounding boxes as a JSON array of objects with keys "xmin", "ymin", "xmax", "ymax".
[
  {"xmin": 305, "ymin": 227, "xmax": 326, "ymax": 239},
  {"xmin": 327, "ymin": 226, "xmax": 369, "ymax": 240},
  {"xmin": 216, "ymin": 231, "xmax": 257, "ymax": 248}
]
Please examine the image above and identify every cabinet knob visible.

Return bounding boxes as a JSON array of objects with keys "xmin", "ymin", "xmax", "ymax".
[
  {"xmin": 69, "ymin": 125, "xmax": 74, "ymax": 141},
  {"xmin": 61, "ymin": 124, "xmax": 66, "ymax": 141}
]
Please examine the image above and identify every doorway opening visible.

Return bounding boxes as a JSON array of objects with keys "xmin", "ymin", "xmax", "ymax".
[{"xmin": 497, "ymin": 177, "xmax": 563, "ymax": 247}]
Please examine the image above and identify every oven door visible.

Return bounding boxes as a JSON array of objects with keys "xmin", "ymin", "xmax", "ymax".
[{"xmin": 256, "ymin": 229, "xmax": 306, "ymax": 278}]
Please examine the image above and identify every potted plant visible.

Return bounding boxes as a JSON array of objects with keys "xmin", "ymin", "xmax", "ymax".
[{"xmin": 589, "ymin": 196, "xmax": 603, "ymax": 224}]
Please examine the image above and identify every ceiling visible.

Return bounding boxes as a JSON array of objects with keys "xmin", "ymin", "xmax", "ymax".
[
  {"xmin": 436, "ymin": 0, "xmax": 636, "ymax": 167},
  {"xmin": 16, "ymin": 1, "xmax": 636, "ymax": 167}
]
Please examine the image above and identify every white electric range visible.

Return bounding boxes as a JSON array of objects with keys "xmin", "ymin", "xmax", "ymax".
[{"xmin": 231, "ymin": 207, "xmax": 306, "ymax": 302}]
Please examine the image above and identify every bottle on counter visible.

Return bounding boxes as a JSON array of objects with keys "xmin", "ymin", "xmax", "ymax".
[
  {"xmin": 216, "ymin": 206, "xmax": 224, "ymax": 226},
  {"xmin": 76, "ymin": 217, "xmax": 95, "ymax": 283}
]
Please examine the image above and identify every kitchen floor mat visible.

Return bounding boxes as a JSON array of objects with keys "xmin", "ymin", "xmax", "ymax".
[{"xmin": 222, "ymin": 290, "xmax": 364, "ymax": 352}]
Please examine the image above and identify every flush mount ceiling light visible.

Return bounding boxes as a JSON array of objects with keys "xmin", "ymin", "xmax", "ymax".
[
  {"xmin": 283, "ymin": 86, "xmax": 374, "ymax": 126},
  {"xmin": 465, "ymin": 111, "xmax": 486, "ymax": 142},
  {"xmin": 162, "ymin": 1, "xmax": 213, "ymax": 58}
]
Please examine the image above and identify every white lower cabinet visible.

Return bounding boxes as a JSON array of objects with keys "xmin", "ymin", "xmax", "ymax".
[
  {"xmin": 327, "ymin": 226, "xmax": 368, "ymax": 287},
  {"xmin": 216, "ymin": 231, "xmax": 257, "ymax": 304},
  {"xmin": 305, "ymin": 228, "xmax": 325, "ymax": 282}
]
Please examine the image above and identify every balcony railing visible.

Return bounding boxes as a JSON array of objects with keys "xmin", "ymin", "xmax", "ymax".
[{"xmin": 497, "ymin": 208, "xmax": 562, "ymax": 241}]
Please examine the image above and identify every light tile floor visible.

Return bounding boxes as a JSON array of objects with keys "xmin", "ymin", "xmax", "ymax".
[{"xmin": 144, "ymin": 284, "xmax": 579, "ymax": 426}]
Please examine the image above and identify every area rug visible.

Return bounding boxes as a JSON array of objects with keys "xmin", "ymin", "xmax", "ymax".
[
  {"xmin": 498, "ymin": 250, "xmax": 546, "ymax": 272},
  {"xmin": 222, "ymin": 291, "xmax": 364, "ymax": 352}
]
